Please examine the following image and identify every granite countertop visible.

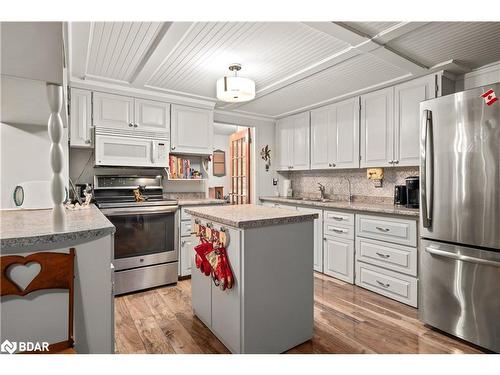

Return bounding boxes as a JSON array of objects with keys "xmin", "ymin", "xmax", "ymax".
[
  {"xmin": 177, "ymin": 198, "xmax": 228, "ymax": 206},
  {"xmin": 0, "ymin": 205, "xmax": 115, "ymax": 250},
  {"xmin": 185, "ymin": 204, "xmax": 318, "ymax": 229},
  {"xmin": 259, "ymin": 196, "xmax": 419, "ymax": 218}
]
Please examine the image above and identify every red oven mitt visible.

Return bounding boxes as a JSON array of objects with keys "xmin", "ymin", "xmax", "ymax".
[{"xmin": 194, "ymin": 241, "xmax": 212, "ymax": 276}]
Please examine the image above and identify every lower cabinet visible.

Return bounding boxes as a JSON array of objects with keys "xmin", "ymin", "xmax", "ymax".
[
  {"xmin": 179, "ymin": 237, "xmax": 194, "ymax": 276},
  {"xmin": 297, "ymin": 206, "xmax": 323, "ymax": 272},
  {"xmin": 355, "ymin": 261, "xmax": 418, "ymax": 307},
  {"xmin": 355, "ymin": 213, "xmax": 418, "ymax": 307},
  {"xmin": 323, "ymin": 236, "xmax": 354, "ymax": 283}
]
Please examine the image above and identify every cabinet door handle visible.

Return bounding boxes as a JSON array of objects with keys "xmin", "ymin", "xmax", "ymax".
[
  {"xmin": 393, "ymin": 160, "xmax": 399, "ymax": 164},
  {"xmin": 171, "ymin": 146, "xmax": 176, "ymax": 150},
  {"xmin": 375, "ymin": 226, "xmax": 390, "ymax": 232},
  {"xmin": 128, "ymin": 123, "xmax": 134, "ymax": 127},
  {"xmin": 331, "ymin": 162, "xmax": 336, "ymax": 167},
  {"xmin": 376, "ymin": 280, "xmax": 390, "ymax": 288},
  {"xmin": 388, "ymin": 160, "xmax": 394, "ymax": 164},
  {"xmin": 133, "ymin": 123, "xmax": 138, "ymax": 128},
  {"xmin": 331, "ymin": 216, "xmax": 344, "ymax": 221},
  {"xmin": 376, "ymin": 252, "xmax": 390, "ymax": 258},
  {"xmin": 331, "ymin": 228, "xmax": 346, "ymax": 234},
  {"xmin": 85, "ymin": 139, "xmax": 91, "ymax": 144}
]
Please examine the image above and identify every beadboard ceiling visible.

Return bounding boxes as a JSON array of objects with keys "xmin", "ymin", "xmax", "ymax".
[{"xmin": 70, "ymin": 21, "xmax": 500, "ymax": 118}]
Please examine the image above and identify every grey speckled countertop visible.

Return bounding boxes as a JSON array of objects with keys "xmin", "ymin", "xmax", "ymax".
[
  {"xmin": 259, "ymin": 196, "xmax": 419, "ymax": 218},
  {"xmin": 185, "ymin": 204, "xmax": 318, "ymax": 229},
  {"xmin": 177, "ymin": 198, "xmax": 227, "ymax": 206},
  {"xmin": 1, "ymin": 205, "xmax": 115, "ymax": 250}
]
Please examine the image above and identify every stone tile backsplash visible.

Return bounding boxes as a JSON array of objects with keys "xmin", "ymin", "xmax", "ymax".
[{"xmin": 282, "ymin": 166, "xmax": 419, "ymax": 200}]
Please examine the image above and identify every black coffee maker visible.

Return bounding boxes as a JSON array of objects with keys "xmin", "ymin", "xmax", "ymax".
[{"xmin": 405, "ymin": 176, "xmax": 419, "ymax": 208}]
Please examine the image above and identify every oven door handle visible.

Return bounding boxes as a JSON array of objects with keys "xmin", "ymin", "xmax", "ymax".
[{"xmin": 100, "ymin": 206, "xmax": 178, "ymax": 216}]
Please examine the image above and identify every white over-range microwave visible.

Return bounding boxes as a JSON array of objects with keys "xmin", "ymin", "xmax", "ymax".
[{"xmin": 95, "ymin": 127, "xmax": 169, "ymax": 168}]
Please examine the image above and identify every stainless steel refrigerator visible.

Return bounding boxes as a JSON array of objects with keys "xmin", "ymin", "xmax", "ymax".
[{"xmin": 419, "ymin": 83, "xmax": 500, "ymax": 353}]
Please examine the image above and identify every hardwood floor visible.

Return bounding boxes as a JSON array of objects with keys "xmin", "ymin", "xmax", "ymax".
[{"xmin": 114, "ymin": 273, "xmax": 487, "ymax": 354}]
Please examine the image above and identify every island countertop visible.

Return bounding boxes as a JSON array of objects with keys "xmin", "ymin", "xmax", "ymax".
[
  {"xmin": 259, "ymin": 196, "xmax": 419, "ymax": 218},
  {"xmin": 185, "ymin": 204, "xmax": 318, "ymax": 229},
  {"xmin": 0, "ymin": 205, "xmax": 115, "ymax": 250}
]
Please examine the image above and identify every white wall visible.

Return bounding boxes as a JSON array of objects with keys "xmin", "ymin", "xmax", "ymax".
[
  {"xmin": 0, "ymin": 123, "xmax": 69, "ymax": 209},
  {"xmin": 214, "ymin": 111, "xmax": 277, "ymax": 203},
  {"xmin": 207, "ymin": 133, "xmax": 231, "ymax": 196},
  {"xmin": 455, "ymin": 61, "xmax": 500, "ymax": 91}
]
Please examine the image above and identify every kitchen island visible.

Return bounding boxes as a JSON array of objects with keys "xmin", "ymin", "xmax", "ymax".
[{"xmin": 185, "ymin": 204, "xmax": 318, "ymax": 354}]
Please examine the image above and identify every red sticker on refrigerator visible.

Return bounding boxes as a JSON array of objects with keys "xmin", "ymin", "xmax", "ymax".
[{"xmin": 481, "ymin": 89, "xmax": 498, "ymax": 106}]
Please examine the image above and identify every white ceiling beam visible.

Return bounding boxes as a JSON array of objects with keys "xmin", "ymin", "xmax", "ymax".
[
  {"xmin": 68, "ymin": 22, "xmax": 92, "ymax": 80},
  {"xmin": 371, "ymin": 22, "xmax": 430, "ymax": 44},
  {"xmin": 429, "ymin": 59, "xmax": 472, "ymax": 74},
  {"xmin": 304, "ymin": 22, "xmax": 428, "ymax": 76},
  {"xmin": 131, "ymin": 22, "xmax": 194, "ymax": 88}
]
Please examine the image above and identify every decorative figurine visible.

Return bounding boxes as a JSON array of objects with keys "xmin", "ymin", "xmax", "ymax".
[{"xmin": 260, "ymin": 145, "xmax": 271, "ymax": 172}]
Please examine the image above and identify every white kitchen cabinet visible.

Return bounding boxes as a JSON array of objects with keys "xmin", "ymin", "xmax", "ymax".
[
  {"xmin": 323, "ymin": 236, "xmax": 354, "ymax": 283},
  {"xmin": 179, "ymin": 236, "xmax": 194, "ymax": 277},
  {"xmin": 93, "ymin": 92, "xmax": 134, "ymax": 130},
  {"xmin": 291, "ymin": 112, "xmax": 310, "ymax": 170},
  {"xmin": 69, "ymin": 88, "xmax": 93, "ymax": 148},
  {"xmin": 170, "ymin": 104, "xmax": 213, "ymax": 155},
  {"xmin": 276, "ymin": 112, "xmax": 310, "ymax": 171},
  {"xmin": 297, "ymin": 206, "xmax": 323, "ymax": 272},
  {"xmin": 394, "ymin": 75, "xmax": 435, "ymax": 166},
  {"xmin": 276, "ymin": 118, "xmax": 294, "ymax": 171},
  {"xmin": 191, "ymin": 215, "xmax": 313, "ymax": 353},
  {"xmin": 360, "ymin": 87, "xmax": 394, "ymax": 168},
  {"xmin": 310, "ymin": 97, "xmax": 359, "ymax": 170},
  {"xmin": 134, "ymin": 98, "xmax": 170, "ymax": 134}
]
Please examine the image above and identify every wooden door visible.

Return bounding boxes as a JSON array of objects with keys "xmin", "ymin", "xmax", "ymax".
[
  {"xmin": 230, "ymin": 128, "xmax": 251, "ymax": 205},
  {"xmin": 360, "ymin": 87, "xmax": 394, "ymax": 168},
  {"xmin": 394, "ymin": 75, "xmax": 435, "ymax": 166}
]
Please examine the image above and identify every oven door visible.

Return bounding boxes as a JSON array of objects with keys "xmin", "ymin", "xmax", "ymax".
[{"xmin": 102, "ymin": 205, "xmax": 178, "ymax": 271}]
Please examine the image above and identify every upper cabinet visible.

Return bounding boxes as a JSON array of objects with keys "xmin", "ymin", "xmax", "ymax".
[
  {"xmin": 361, "ymin": 74, "xmax": 439, "ymax": 168},
  {"xmin": 93, "ymin": 92, "xmax": 134, "ymax": 130},
  {"xmin": 134, "ymin": 99, "xmax": 170, "ymax": 134},
  {"xmin": 360, "ymin": 87, "xmax": 394, "ymax": 168},
  {"xmin": 311, "ymin": 97, "xmax": 359, "ymax": 170},
  {"xmin": 394, "ymin": 75, "xmax": 436, "ymax": 166},
  {"xmin": 170, "ymin": 104, "xmax": 213, "ymax": 155},
  {"xmin": 93, "ymin": 92, "xmax": 170, "ymax": 134},
  {"xmin": 276, "ymin": 112, "xmax": 310, "ymax": 171},
  {"xmin": 69, "ymin": 88, "xmax": 92, "ymax": 148}
]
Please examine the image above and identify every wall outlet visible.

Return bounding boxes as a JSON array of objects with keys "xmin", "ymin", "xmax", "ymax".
[{"xmin": 272, "ymin": 178, "xmax": 278, "ymax": 186}]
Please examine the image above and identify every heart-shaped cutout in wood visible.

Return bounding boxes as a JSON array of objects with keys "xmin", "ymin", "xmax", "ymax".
[{"xmin": 6, "ymin": 261, "xmax": 41, "ymax": 291}]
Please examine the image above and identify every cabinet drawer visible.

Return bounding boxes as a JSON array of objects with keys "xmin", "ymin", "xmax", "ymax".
[
  {"xmin": 181, "ymin": 221, "xmax": 192, "ymax": 237},
  {"xmin": 181, "ymin": 207, "xmax": 192, "ymax": 221},
  {"xmin": 356, "ymin": 237, "xmax": 417, "ymax": 276},
  {"xmin": 356, "ymin": 214, "xmax": 417, "ymax": 247},
  {"xmin": 324, "ymin": 210, "xmax": 354, "ymax": 226},
  {"xmin": 355, "ymin": 261, "xmax": 417, "ymax": 307},
  {"xmin": 324, "ymin": 222, "xmax": 354, "ymax": 240}
]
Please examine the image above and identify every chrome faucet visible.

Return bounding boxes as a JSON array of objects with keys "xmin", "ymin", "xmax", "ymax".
[
  {"xmin": 343, "ymin": 178, "xmax": 352, "ymax": 203},
  {"xmin": 318, "ymin": 182, "xmax": 326, "ymax": 200}
]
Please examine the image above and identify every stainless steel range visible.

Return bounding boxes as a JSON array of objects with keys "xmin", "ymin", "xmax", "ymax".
[{"xmin": 94, "ymin": 175, "xmax": 178, "ymax": 295}]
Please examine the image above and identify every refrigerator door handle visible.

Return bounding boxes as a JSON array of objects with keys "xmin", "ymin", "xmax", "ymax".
[
  {"xmin": 425, "ymin": 246, "xmax": 500, "ymax": 268},
  {"xmin": 421, "ymin": 109, "xmax": 433, "ymax": 228}
]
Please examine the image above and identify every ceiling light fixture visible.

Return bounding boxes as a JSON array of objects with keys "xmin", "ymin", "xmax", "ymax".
[{"xmin": 216, "ymin": 63, "xmax": 255, "ymax": 103}]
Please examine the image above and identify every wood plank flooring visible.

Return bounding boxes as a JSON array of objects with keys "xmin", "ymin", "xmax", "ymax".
[{"xmin": 114, "ymin": 273, "xmax": 487, "ymax": 354}]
